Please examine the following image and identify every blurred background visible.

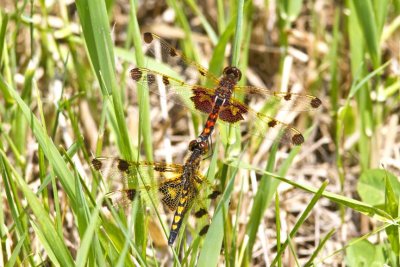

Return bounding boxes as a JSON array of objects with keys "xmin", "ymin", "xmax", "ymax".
[{"xmin": 1, "ymin": 0, "xmax": 399, "ymax": 266}]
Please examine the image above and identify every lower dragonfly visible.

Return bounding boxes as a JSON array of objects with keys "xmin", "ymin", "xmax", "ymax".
[{"xmin": 92, "ymin": 140, "xmax": 220, "ymax": 246}]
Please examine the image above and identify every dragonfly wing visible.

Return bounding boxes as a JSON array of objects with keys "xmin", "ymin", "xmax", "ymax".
[
  {"xmin": 251, "ymin": 112, "xmax": 305, "ymax": 145},
  {"xmin": 141, "ymin": 32, "xmax": 220, "ymax": 86},
  {"xmin": 158, "ymin": 177, "xmax": 183, "ymax": 211},
  {"xmin": 130, "ymin": 67, "xmax": 216, "ymax": 116},
  {"xmin": 167, "ymin": 174, "xmax": 206, "ymax": 245},
  {"xmin": 219, "ymin": 99, "xmax": 248, "ymax": 123},
  {"xmin": 217, "ymin": 98, "xmax": 305, "ymax": 146},
  {"xmin": 105, "ymin": 189, "xmax": 138, "ymax": 208},
  {"xmin": 233, "ymin": 85, "xmax": 322, "ymax": 112},
  {"xmin": 92, "ymin": 157, "xmax": 184, "ymax": 186},
  {"xmin": 190, "ymin": 86, "xmax": 215, "ymax": 114},
  {"xmin": 92, "ymin": 158, "xmax": 186, "ymax": 208}
]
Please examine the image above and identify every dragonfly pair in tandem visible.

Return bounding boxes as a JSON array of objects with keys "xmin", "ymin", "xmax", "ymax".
[{"xmin": 92, "ymin": 32, "xmax": 322, "ymax": 246}]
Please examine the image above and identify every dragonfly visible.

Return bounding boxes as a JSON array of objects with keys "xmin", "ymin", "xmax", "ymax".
[
  {"xmin": 92, "ymin": 140, "xmax": 220, "ymax": 246},
  {"xmin": 130, "ymin": 32, "xmax": 322, "ymax": 149}
]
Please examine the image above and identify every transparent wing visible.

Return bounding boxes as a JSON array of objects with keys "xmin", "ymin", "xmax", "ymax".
[
  {"xmin": 92, "ymin": 158, "xmax": 185, "ymax": 210},
  {"xmin": 92, "ymin": 158, "xmax": 219, "ymax": 210},
  {"xmin": 141, "ymin": 32, "xmax": 219, "ymax": 86},
  {"xmin": 130, "ymin": 67, "xmax": 216, "ymax": 116},
  {"xmin": 141, "ymin": 32, "xmax": 322, "ymax": 112},
  {"xmin": 92, "ymin": 157, "xmax": 184, "ymax": 186},
  {"xmin": 233, "ymin": 85, "xmax": 322, "ymax": 112},
  {"xmin": 130, "ymin": 68, "xmax": 306, "ymax": 146},
  {"xmin": 189, "ymin": 174, "xmax": 222, "ymax": 239},
  {"xmin": 104, "ymin": 189, "xmax": 138, "ymax": 208},
  {"xmin": 218, "ymin": 96, "xmax": 306, "ymax": 146},
  {"xmin": 132, "ymin": 33, "xmax": 320, "ymax": 146}
]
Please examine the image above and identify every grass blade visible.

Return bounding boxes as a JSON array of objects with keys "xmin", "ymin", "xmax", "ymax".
[
  {"xmin": 1, "ymin": 152, "xmax": 75, "ymax": 266},
  {"xmin": 0, "ymin": 75, "xmax": 77, "ymax": 203},
  {"xmin": 75, "ymin": 0, "xmax": 133, "ymax": 159},
  {"xmin": 352, "ymin": 0, "xmax": 380, "ymax": 67},
  {"xmin": 271, "ymin": 180, "xmax": 328, "ymax": 265}
]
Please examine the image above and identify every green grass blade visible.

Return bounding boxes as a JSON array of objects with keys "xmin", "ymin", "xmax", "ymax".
[
  {"xmin": 348, "ymin": 0, "xmax": 373, "ymax": 170},
  {"xmin": 373, "ymin": 0, "xmax": 390, "ymax": 39},
  {"xmin": 0, "ymin": 141, "xmax": 33, "ymax": 265},
  {"xmin": 275, "ymin": 194, "xmax": 282, "ymax": 267},
  {"xmin": 216, "ymin": 0, "xmax": 226, "ymax": 33},
  {"xmin": 227, "ymin": 159, "xmax": 393, "ymax": 221},
  {"xmin": 244, "ymin": 140, "xmax": 278, "ymax": 253},
  {"xmin": 197, "ymin": 165, "xmax": 238, "ymax": 266},
  {"xmin": 320, "ymin": 220, "xmax": 399, "ymax": 265},
  {"xmin": 76, "ymin": 200, "xmax": 102, "ymax": 267},
  {"xmin": 271, "ymin": 180, "xmax": 328, "ymax": 265},
  {"xmin": 0, "ymin": 75, "xmax": 77, "ymax": 203},
  {"xmin": 352, "ymin": 0, "xmax": 380, "ymax": 67},
  {"xmin": 348, "ymin": 60, "xmax": 390, "ymax": 99},
  {"xmin": 167, "ymin": 0, "xmax": 200, "ymax": 62},
  {"xmin": 0, "ymin": 11, "xmax": 8, "ymax": 63},
  {"xmin": 304, "ymin": 229, "xmax": 336, "ymax": 267},
  {"xmin": 280, "ymin": 0, "xmax": 304, "ymax": 22},
  {"xmin": 0, "ymin": 12, "xmax": 13, "ymax": 105},
  {"xmin": 384, "ymin": 170, "xmax": 400, "ymax": 255},
  {"xmin": 5, "ymin": 233, "xmax": 26, "ymax": 267},
  {"xmin": 1, "ymin": 153, "xmax": 75, "ymax": 266},
  {"xmin": 185, "ymin": 0, "xmax": 218, "ymax": 44},
  {"xmin": 75, "ymin": 0, "xmax": 133, "ymax": 159},
  {"xmin": 231, "ymin": 0, "xmax": 244, "ymax": 66},
  {"xmin": 129, "ymin": 0, "xmax": 153, "ymax": 162},
  {"xmin": 207, "ymin": 19, "xmax": 235, "ymax": 80}
]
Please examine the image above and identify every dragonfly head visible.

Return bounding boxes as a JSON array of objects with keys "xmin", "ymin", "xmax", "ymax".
[
  {"xmin": 223, "ymin": 66, "xmax": 242, "ymax": 82},
  {"xmin": 188, "ymin": 139, "xmax": 208, "ymax": 154}
]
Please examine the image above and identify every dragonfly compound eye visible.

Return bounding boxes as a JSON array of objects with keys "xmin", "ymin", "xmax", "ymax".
[
  {"xmin": 200, "ymin": 141, "xmax": 208, "ymax": 153},
  {"xmin": 223, "ymin": 66, "xmax": 242, "ymax": 81},
  {"xmin": 188, "ymin": 140, "xmax": 197, "ymax": 151}
]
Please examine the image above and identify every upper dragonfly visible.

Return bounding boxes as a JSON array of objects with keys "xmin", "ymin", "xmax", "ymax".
[{"xmin": 130, "ymin": 32, "xmax": 322, "ymax": 147}]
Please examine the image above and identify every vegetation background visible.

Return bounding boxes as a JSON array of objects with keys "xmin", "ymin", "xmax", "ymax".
[{"xmin": 0, "ymin": 0, "xmax": 399, "ymax": 266}]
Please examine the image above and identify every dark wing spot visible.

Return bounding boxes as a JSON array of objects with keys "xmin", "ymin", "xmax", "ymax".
[
  {"xmin": 154, "ymin": 166, "xmax": 167, "ymax": 172},
  {"xmin": 199, "ymin": 225, "xmax": 209, "ymax": 236},
  {"xmin": 117, "ymin": 159, "xmax": 130, "ymax": 172},
  {"xmin": 92, "ymin": 158, "xmax": 102, "ymax": 170},
  {"xmin": 208, "ymin": 190, "xmax": 221, "ymax": 199},
  {"xmin": 284, "ymin": 93, "xmax": 292, "ymax": 101},
  {"xmin": 267, "ymin": 119, "xmax": 277, "ymax": 128},
  {"xmin": 126, "ymin": 189, "xmax": 137, "ymax": 201},
  {"xmin": 292, "ymin": 134, "xmax": 304, "ymax": 145},
  {"xmin": 194, "ymin": 208, "xmax": 208, "ymax": 218},
  {"xmin": 162, "ymin": 76, "xmax": 170, "ymax": 85},
  {"xmin": 147, "ymin": 74, "xmax": 156, "ymax": 83},
  {"xmin": 130, "ymin": 68, "xmax": 142, "ymax": 81},
  {"xmin": 169, "ymin": 48, "xmax": 177, "ymax": 57},
  {"xmin": 199, "ymin": 70, "xmax": 206, "ymax": 76},
  {"xmin": 143, "ymin": 32, "xmax": 153, "ymax": 44},
  {"xmin": 311, "ymin": 97, "xmax": 322, "ymax": 108}
]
